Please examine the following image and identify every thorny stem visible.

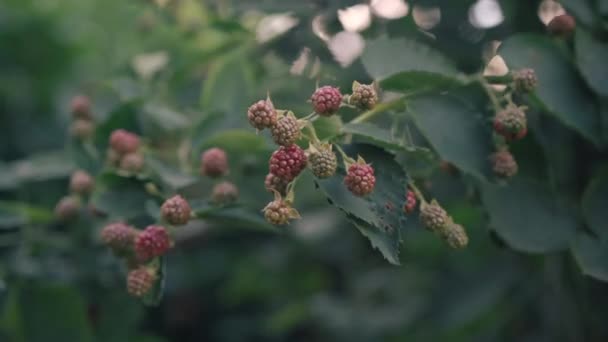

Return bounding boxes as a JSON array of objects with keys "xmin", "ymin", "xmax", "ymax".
[{"xmin": 349, "ymin": 96, "xmax": 407, "ymax": 124}]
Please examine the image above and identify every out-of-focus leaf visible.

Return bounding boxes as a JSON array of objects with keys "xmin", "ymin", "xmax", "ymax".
[
  {"xmin": 560, "ymin": 0, "xmax": 595, "ymax": 27},
  {"xmin": 142, "ymin": 257, "xmax": 166, "ymax": 307},
  {"xmin": 96, "ymin": 293, "xmax": 145, "ymax": 342},
  {"xmin": 145, "ymin": 157, "xmax": 198, "ymax": 191},
  {"xmin": 341, "ymin": 122, "xmax": 406, "ymax": 151},
  {"xmin": 581, "ymin": 167, "xmax": 608, "ymax": 240},
  {"xmin": 194, "ymin": 129, "xmax": 269, "ymax": 156},
  {"xmin": 0, "ymin": 151, "xmax": 74, "ymax": 191},
  {"xmin": 313, "ymin": 116, "xmax": 342, "ymax": 141},
  {"xmin": 91, "ymin": 173, "xmax": 154, "ymax": 219},
  {"xmin": 575, "ymin": 29, "xmax": 608, "ymax": 97},
  {"xmin": 571, "ymin": 233, "xmax": 608, "ymax": 282},
  {"xmin": 95, "ymin": 100, "xmax": 142, "ymax": 147},
  {"xmin": 499, "ymin": 34, "xmax": 601, "ymax": 145},
  {"xmin": 0, "ymin": 201, "xmax": 54, "ymax": 229},
  {"xmin": 200, "ymin": 56, "xmax": 254, "ymax": 115},
  {"xmin": 380, "ymin": 71, "xmax": 465, "ymax": 94},
  {"xmin": 142, "ymin": 104, "xmax": 190, "ymax": 132},
  {"xmin": 481, "ymin": 179, "xmax": 578, "ymax": 253},
  {"xmin": 194, "ymin": 203, "xmax": 274, "ymax": 232}
]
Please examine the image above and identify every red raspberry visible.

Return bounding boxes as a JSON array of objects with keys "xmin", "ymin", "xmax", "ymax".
[
  {"xmin": 403, "ymin": 190, "xmax": 417, "ymax": 214},
  {"xmin": 490, "ymin": 149, "xmax": 518, "ymax": 179},
  {"xmin": 493, "ymin": 105, "xmax": 527, "ymax": 141},
  {"xmin": 161, "ymin": 195, "xmax": 191, "ymax": 225},
  {"xmin": 100, "ymin": 222, "xmax": 137, "ymax": 255},
  {"xmin": 547, "ymin": 14, "xmax": 575, "ymax": 37},
  {"xmin": 264, "ymin": 173, "xmax": 289, "ymax": 195},
  {"xmin": 247, "ymin": 99, "xmax": 277, "ymax": 129},
  {"xmin": 54, "ymin": 196, "xmax": 81, "ymax": 221},
  {"xmin": 134, "ymin": 225, "xmax": 171, "ymax": 261},
  {"xmin": 109, "ymin": 129, "xmax": 140, "ymax": 155},
  {"xmin": 212, "ymin": 181, "xmax": 239, "ymax": 204},
  {"xmin": 69, "ymin": 170, "xmax": 94, "ymax": 195},
  {"xmin": 263, "ymin": 197, "xmax": 300, "ymax": 225},
  {"xmin": 270, "ymin": 114, "xmax": 301, "ymax": 146},
  {"xmin": 70, "ymin": 95, "xmax": 92, "ymax": 119},
  {"xmin": 344, "ymin": 160, "xmax": 375, "ymax": 196},
  {"xmin": 349, "ymin": 82, "xmax": 378, "ymax": 110},
  {"xmin": 200, "ymin": 147, "xmax": 229, "ymax": 178},
  {"xmin": 269, "ymin": 145, "xmax": 307, "ymax": 182},
  {"xmin": 120, "ymin": 152, "xmax": 145, "ymax": 173},
  {"xmin": 70, "ymin": 119, "xmax": 95, "ymax": 140},
  {"xmin": 310, "ymin": 86, "xmax": 342, "ymax": 116},
  {"xmin": 127, "ymin": 267, "xmax": 157, "ymax": 297}
]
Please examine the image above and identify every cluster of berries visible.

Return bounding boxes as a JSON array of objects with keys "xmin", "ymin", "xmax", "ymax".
[
  {"xmin": 419, "ymin": 199, "xmax": 468, "ymax": 249},
  {"xmin": 246, "ymin": 83, "xmax": 378, "ymax": 226},
  {"xmin": 199, "ymin": 147, "xmax": 239, "ymax": 204},
  {"xmin": 69, "ymin": 95, "xmax": 96, "ymax": 141},
  {"xmin": 101, "ymin": 194, "xmax": 193, "ymax": 298},
  {"xmin": 106, "ymin": 129, "xmax": 145, "ymax": 173},
  {"xmin": 54, "ymin": 170, "xmax": 95, "ymax": 221}
]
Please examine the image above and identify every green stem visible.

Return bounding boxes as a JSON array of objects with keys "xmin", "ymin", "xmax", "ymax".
[
  {"xmin": 484, "ymin": 74, "xmax": 513, "ymax": 84},
  {"xmin": 477, "ymin": 75, "xmax": 502, "ymax": 112},
  {"xmin": 301, "ymin": 112, "xmax": 318, "ymax": 121},
  {"xmin": 349, "ymin": 96, "xmax": 407, "ymax": 124},
  {"xmin": 305, "ymin": 122, "xmax": 321, "ymax": 144},
  {"xmin": 334, "ymin": 144, "xmax": 355, "ymax": 167},
  {"xmin": 407, "ymin": 179, "xmax": 427, "ymax": 205}
]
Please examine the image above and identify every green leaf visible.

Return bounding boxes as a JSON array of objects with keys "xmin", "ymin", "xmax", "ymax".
[
  {"xmin": 0, "ymin": 151, "xmax": 75, "ymax": 191},
  {"xmin": 581, "ymin": 168, "xmax": 608, "ymax": 240},
  {"xmin": 560, "ymin": 0, "xmax": 595, "ymax": 27},
  {"xmin": 499, "ymin": 34, "xmax": 601, "ymax": 145},
  {"xmin": 571, "ymin": 233, "xmax": 608, "ymax": 282},
  {"xmin": 0, "ymin": 201, "xmax": 54, "ymax": 229},
  {"xmin": 200, "ymin": 56, "xmax": 254, "ymax": 115},
  {"xmin": 194, "ymin": 129, "xmax": 269, "ymax": 157},
  {"xmin": 95, "ymin": 101, "xmax": 142, "ymax": 147},
  {"xmin": 145, "ymin": 157, "xmax": 198, "ymax": 191},
  {"xmin": 142, "ymin": 104, "xmax": 190, "ymax": 132},
  {"xmin": 361, "ymin": 37, "xmax": 459, "ymax": 81},
  {"xmin": 575, "ymin": 29, "xmax": 608, "ymax": 97},
  {"xmin": 313, "ymin": 116, "xmax": 343, "ymax": 141},
  {"xmin": 316, "ymin": 144, "xmax": 407, "ymax": 264},
  {"xmin": 193, "ymin": 203, "xmax": 274, "ymax": 232},
  {"xmin": 380, "ymin": 71, "xmax": 465, "ymax": 94},
  {"xmin": 407, "ymin": 94, "xmax": 493, "ymax": 180},
  {"xmin": 341, "ymin": 122, "xmax": 432, "ymax": 155},
  {"xmin": 91, "ymin": 173, "xmax": 154, "ymax": 219},
  {"xmin": 481, "ymin": 178, "xmax": 578, "ymax": 253}
]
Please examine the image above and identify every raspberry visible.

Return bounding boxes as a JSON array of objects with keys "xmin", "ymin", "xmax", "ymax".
[
  {"xmin": 100, "ymin": 222, "xmax": 137, "ymax": 255},
  {"xmin": 134, "ymin": 225, "xmax": 171, "ymax": 261},
  {"xmin": 69, "ymin": 170, "xmax": 94, "ymax": 195},
  {"xmin": 120, "ymin": 153, "xmax": 145, "ymax": 173},
  {"xmin": 264, "ymin": 173, "xmax": 289, "ymax": 195},
  {"xmin": 263, "ymin": 196, "xmax": 300, "ymax": 225},
  {"xmin": 547, "ymin": 14, "xmax": 575, "ymax": 37},
  {"xmin": 308, "ymin": 144, "xmax": 337, "ymax": 179},
  {"xmin": 127, "ymin": 267, "xmax": 157, "ymax": 297},
  {"xmin": 54, "ymin": 196, "xmax": 81, "ymax": 221},
  {"xmin": 200, "ymin": 147, "xmax": 229, "ymax": 178},
  {"xmin": 349, "ymin": 82, "xmax": 378, "ymax": 110},
  {"xmin": 212, "ymin": 181, "xmax": 239, "ymax": 204},
  {"xmin": 344, "ymin": 159, "xmax": 375, "ymax": 196},
  {"xmin": 269, "ymin": 145, "xmax": 307, "ymax": 182},
  {"xmin": 310, "ymin": 86, "xmax": 342, "ymax": 116},
  {"xmin": 512, "ymin": 68, "xmax": 537, "ymax": 93},
  {"xmin": 271, "ymin": 113, "xmax": 301, "ymax": 146},
  {"xmin": 490, "ymin": 148, "xmax": 518, "ymax": 178},
  {"xmin": 109, "ymin": 129, "xmax": 140, "ymax": 155},
  {"xmin": 403, "ymin": 190, "xmax": 417, "ymax": 214},
  {"xmin": 106, "ymin": 148, "xmax": 121, "ymax": 167},
  {"xmin": 247, "ymin": 99, "xmax": 277, "ymax": 129},
  {"xmin": 70, "ymin": 119, "xmax": 95, "ymax": 140},
  {"xmin": 161, "ymin": 195, "xmax": 191, "ymax": 225},
  {"xmin": 440, "ymin": 222, "xmax": 469, "ymax": 249},
  {"xmin": 70, "ymin": 95, "xmax": 92, "ymax": 119},
  {"xmin": 493, "ymin": 105, "xmax": 527, "ymax": 141},
  {"xmin": 419, "ymin": 200, "xmax": 448, "ymax": 232}
]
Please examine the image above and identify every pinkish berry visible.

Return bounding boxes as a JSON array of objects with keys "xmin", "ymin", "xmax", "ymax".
[
  {"xmin": 212, "ymin": 181, "xmax": 239, "ymax": 204},
  {"xmin": 134, "ymin": 225, "xmax": 171, "ymax": 261},
  {"xmin": 271, "ymin": 114, "xmax": 301, "ymax": 146},
  {"xmin": 70, "ymin": 95, "xmax": 92, "ymax": 119},
  {"xmin": 100, "ymin": 222, "xmax": 137, "ymax": 255},
  {"xmin": 264, "ymin": 173, "xmax": 289, "ymax": 195},
  {"xmin": 200, "ymin": 147, "xmax": 229, "ymax": 178},
  {"xmin": 491, "ymin": 149, "xmax": 518, "ymax": 178},
  {"xmin": 420, "ymin": 200, "xmax": 448, "ymax": 232},
  {"xmin": 548, "ymin": 14, "xmax": 576, "ymax": 37},
  {"xmin": 120, "ymin": 153, "xmax": 145, "ymax": 173},
  {"xmin": 263, "ymin": 199, "xmax": 300, "ymax": 225},
  {"xmin": 69, "ymin": 170, "xmax": 94, "ymax": 195},
  {"xmin": 127, "ymin": 267, "xmax": 156, "ymax": 297},
  {"xmin": 512, "ymin": 68, "xmax": 537, "ymax": 93},
  {"xmin": 161, "ymin": 195, "xmax": 191, "ymax": 225},
  {"xmin": 109, "ymin": 129, "xmax": 140, "ymax": 155},
  {"xmin": 404, "ymin": 190, "xmax": 417, "ymax": 214},
  {"xmin": 310, "ymin": 86, "xmax": 342, "ymax": 116},
  {"xmin": 70, "ymin": 119, "xmax": 95, "ymax": 140},
  {"xmin": 54, "ymin": 196, "xmax": 81, "ymax": 221},
  {"xmin": 269, "ymin": 145, "xmax": 307, "ymax": 182},
  {"xmin": 247, "ymin": 99, "xmax": 277, "ymax": 129},
  {"xmin": 493, "ymin": 105, "xmax": 527, "ymax": 141},
  {"xmin": 344, "ymin": 162, "xmax": 375, "ymax": 196}
]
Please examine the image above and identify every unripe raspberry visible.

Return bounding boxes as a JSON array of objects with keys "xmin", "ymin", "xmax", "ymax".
[
  {"xmin": 100, "ymin": 222, "xmax": 137, "ymax": 255},
  {"xmin": 512, "ymin": 68, "xmax": 537, "ymax": 93},
  {"xmin": 106, "ymin": 148, "xmax": 121, "ymax": 167},
  {"xmin": 344, "ymin": 158, "xmax": 375, "ymax": 196},
  {"xmin": 490, "ymin": 149, "xmax": 518, "ymax": 178},
  {"xmin": 54, "ymin": 196, "xmax": 81, "ymax": 221},
  {"xmin": 264, "ymin": 173, "xmax": 289, "ymax": 195},
  {"xmin": 493, "ymin": 105, "xmax": 527, "ymax": 141},
  {"xmin": 127, "ymin": 267, "xmax": 157, "ymax": 297},
  {"xmin": 310, "ymin": 86, "xmax": 342, "ymax": 116},
  {"xmin": 109, "ymin": 129, "xmax": 140, "ymax": 155},
  {"xmin": 269, "ymin": 145, "xmax": 307, "ymax": 182},
  {"xmin": 263, "ymin": 195, "xmax": 300, "ymax": 225},
  {"xmin": 120, "ymin": 153, "xmax": 145, "ymax": 173},
  {"xmin": 200, "ymin": 147, "xmax": 229, "ymax": 178},
  {"xmin": 308, "ymin": 144, "xmax": 337, "ymax": 179},
  {"xmin": 440, "ymin": 222, "xmax": 469, "ymax": 249},
  {"xmin": 134, "ymin": 225, "xmax": 171, "ymax": 261},
  {"xmin": 547, "ymin": 14, "xmax": 575, "ymax": 37},
  {"xmin": 271, "ymin": 113, "xmax": 301, "ymax": 146},
  {"xmin": 160, "ymin": 195, "xmax": 191, "ymax": 225},
  {"xmin": 212, "ymin": 181, "xmax": 239, "ymax": 204},
  {"xmin": 349, "ymin": 82, "xmax": 378, "ymax": 110},
  {"xmin": 403, "ymin": 190, "xmax": 417, "ymax": 214},
  {"xmin": 69, "ymin": 170, "xmax": 94, "ymax": 195},
  {"xmin": 70, "ymin": 119, "xmax": 95, "ymax": 140},
  {"xmin": 247, "ymin": 99, "xmax": 277, "ymax": 130},
  {"xmin": 70, "ymin": 95, "xmax": 92, "ymax": 119},
  {"xmin": 419, "ymin": 200, "xmax": 448, "ymax": 232}
]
